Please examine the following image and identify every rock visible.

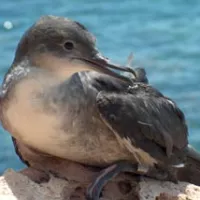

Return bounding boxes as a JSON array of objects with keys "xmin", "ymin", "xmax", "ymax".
[
  {"xmin": 0, "ymin": 168, "xmax": 200, "ymax": 200},
  {"xmin": 140, "ymin": 177, "xmax": 200, "ymax": 200}
]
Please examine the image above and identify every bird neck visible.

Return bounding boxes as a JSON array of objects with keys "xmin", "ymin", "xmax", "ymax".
[{"xmin": 33, "ymin": 54, "xmax": 97, "ymax": 80}]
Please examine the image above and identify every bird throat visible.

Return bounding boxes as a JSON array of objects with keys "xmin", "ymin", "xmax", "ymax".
[{"xmin": 32, "ymin": 53, "xmax": 104, "ymax": 80}]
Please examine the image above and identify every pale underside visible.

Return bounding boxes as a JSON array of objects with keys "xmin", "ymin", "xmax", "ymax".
[{"xmin": 3, "ymin": 59, "xmax": 157, "ymax": 168}]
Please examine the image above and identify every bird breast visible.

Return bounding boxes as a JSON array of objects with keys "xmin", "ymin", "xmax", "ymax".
[{"xmin": 1, "ymin": 74, "xmax": 140, "ymax": 167}]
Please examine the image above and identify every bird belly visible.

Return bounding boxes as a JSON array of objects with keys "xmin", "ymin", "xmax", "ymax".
[
  {"xmin": 3, "ymin": 99, "xmax": 133, "ymax": 166},
  {"xmin": 2, "ymin": 78, "xmax": 157, "ymax": 168},
  {"xmin": 4, "ymin": 100, "xmax": 157, "ymax": 168},
  {"xmin": 1, "ymin": 80, "xmax": 128, "ymax": 166}
]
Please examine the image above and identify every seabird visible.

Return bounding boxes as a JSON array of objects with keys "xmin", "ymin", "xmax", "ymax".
[{"xmin": 1, "ymin": 16, "xmax": 200, "ymax": 200}]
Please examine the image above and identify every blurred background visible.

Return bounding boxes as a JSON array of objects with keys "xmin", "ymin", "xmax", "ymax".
[{"xmin": 0, "ymin": 0, "xmax": 200, "ymax": 174}]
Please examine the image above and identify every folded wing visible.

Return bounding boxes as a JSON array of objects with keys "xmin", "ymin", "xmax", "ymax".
[{"xmin": 96, "ymin": 83, "xmax": 188, "ymax": 165}]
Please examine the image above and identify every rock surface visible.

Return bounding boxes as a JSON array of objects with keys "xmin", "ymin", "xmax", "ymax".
[{"xmin": 0, "ymin": 169, "xmax": 200, "ymax": 200}]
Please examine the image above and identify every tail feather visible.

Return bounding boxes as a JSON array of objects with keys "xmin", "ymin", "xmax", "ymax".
[{"xmin": 177, "ymin": 145, "xmax": 200, "ymax": 186}]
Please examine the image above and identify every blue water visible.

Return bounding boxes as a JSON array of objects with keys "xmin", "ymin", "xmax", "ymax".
[{"xmin": 0, "ymin": 0, "xmax": 200, "ymax": 174}]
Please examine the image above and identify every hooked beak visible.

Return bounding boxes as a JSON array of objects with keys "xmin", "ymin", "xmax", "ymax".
[{"xmin": 71, "ymin": 52, "xmax": 136, "ymax": 83}]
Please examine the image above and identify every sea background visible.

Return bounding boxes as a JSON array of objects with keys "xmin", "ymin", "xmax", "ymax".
[{"xmin": 0, "ymin": 0, "xmax": 200, "ymax": 174}]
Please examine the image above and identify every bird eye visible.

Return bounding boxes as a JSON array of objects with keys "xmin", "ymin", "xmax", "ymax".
[{"xmin": 63, "ymin": 41, "xmax": 74, "ymax": 50}]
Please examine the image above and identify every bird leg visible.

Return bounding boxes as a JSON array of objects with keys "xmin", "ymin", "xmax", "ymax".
[{"xmin": 86, "ymin": 161, "xmax": 139, "ymax": 200}]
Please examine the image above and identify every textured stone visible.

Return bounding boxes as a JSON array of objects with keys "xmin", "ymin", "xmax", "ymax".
[{"xmin": 0, "ymin": 169, "xmax": 200, "ymax": 200}]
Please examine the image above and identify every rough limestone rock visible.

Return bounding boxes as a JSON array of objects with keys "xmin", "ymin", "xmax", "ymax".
[{"xmin": 0, "ymin": 169, "xmax": 200, "ymax": 200}]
